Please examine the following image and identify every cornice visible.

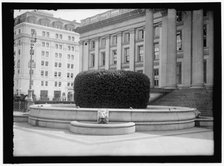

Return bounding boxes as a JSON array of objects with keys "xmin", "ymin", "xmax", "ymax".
[{"xmin": 75, "ymin": 9, "xmax": 146, "ymax": 34}]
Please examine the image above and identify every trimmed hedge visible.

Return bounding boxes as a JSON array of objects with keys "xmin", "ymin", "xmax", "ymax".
[{"xmin": 74, "ymin": 70, "xmax": 150, "ymax": 108}]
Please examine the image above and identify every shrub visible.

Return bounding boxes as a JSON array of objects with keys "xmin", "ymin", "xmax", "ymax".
[{"xmin": 74, "ymin": 70, "xmax": 150, "ymax": 108}]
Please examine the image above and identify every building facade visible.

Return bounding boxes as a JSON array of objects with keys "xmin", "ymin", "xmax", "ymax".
[
  {"xmin": 76, "ymin": 9, "xmax": 214, "ymax": 89},
  {"xmin": 14, "ymin": 11, "xmax": 80, "ymax": 101}
]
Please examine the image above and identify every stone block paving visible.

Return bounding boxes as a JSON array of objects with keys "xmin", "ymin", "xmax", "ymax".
[{"xmin": 13, "ymin": 122, "xmax": 213, "ymax": 156}]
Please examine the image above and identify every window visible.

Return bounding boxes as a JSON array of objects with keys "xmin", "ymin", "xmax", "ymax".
[
  {"xmin": 68, "ymin": 82, "xmax": 70, "ymax": 86},
  {"xmin": 41, "ymin": 70, "xmax": 44, "ymax": 76},
  {"xmin": 55, "ymin": 82, "xmax": 57, "ymax": 87},
  {"xmin": 90, "ymin": 53, "xmax": 95, "ymax": 67},
  {"xmin": 124, "ymin": 32, "xmax": 130, "ymax": 43},
  {"xmin": 137, "ymin": 70, "xmax": 143, "ymax": 73},
  {"xmin": 54, "ymin": 72, "xmax": 57, "ymax": 77},
  {"xmin": 71, "ymin": 64, "xmax": 74, "ymax": 69},
  {"xmin": 112, "ymin": 50, "xmax": 117, "ymax": 65},
  {"xmin": 55, "ymin": 53, "xmax": 58, "ymax": 58},
  {"xmin": 59, "ymin": 63, "xmax": 61, "ymax": 68},
  {"xmin": 204, "ymin": 59, "xmax": 207, "ymax": 83},
  {"xmin": 67, "ymin": 64, "xmax": 70, "ymax": 68},
  {"xmin": 176, "ymin": 62, "xmax": 182, "ymax": 84},
  {"xmin": 101, "ymin": 38, "xmax": 106, "ymax": 48},
  {"xmin": 90, "ymin": 41, "xmax": 95, "ymax": 49},
  {"xmin": 154, "ymin": 43, "xmax": 160, "ymax": 60},
  {"xmin": 124, "ymin": 48, "xmax": 130, "ymax": 63},
  {"xmin": 46, "ymin": 42, "xmax": 49, "ymax": 47},
  {"xmin": 68, "ymin": 46, "xmax": 71, "ymax": 51},
  {"xmin": 59, "ymin": 53, "xmax": 62, "ymax": 58},
  {"xmin": 176, "ymin": 11, "xmax": 182, "ymax": 22},
  {"xmin": 71, "ymin": 73, "xmax": 73, "ymax": 78},
  {"xmin": 154, "ymin": 69, "xmax": 159, "ymax": 76},
  {"xmin": 154, "ymin": 79, "xmax": 159, "ymax": 87},
  {"xmin": 47, "ymin": 32, "xmax": 49, "ymax": 37},
  {"xmin": 42, "ymin": 51, "xmax": 45, "ymax": 56},
  {"xmin": 67, "ymin": 54, "xmax": 70, "ymax": 59},
  {"xmin": 112, "ymin": 35, "xmax": 117, "ymax": 45},
  {"xmin": 18, "ymin": 40, "xmax": 21, "ymax": 45},
  {"xmin": 177, "ymin": 31, "xmax": 182, "ymax": 51},
  {"xmin": 101, "ymin": 52, "xmax": 105, "ymax": 66},
  {"xmin": 67, "ymin": 73, "xmax": 70, "ymax": 78},
  {"xmin": 18, "ymin": 49, "xmax": 20, "ymax": 55},
  {"xmin": 59, "ymin": 82, "xmax": 61, "ymax": 87},
  {"xmin": 137, "ymin": 45, "xmax": 143, "ymax": 62},
  {"xmin": 45, "ymin": 81, "xmax": 48, "ymax": 86},
  {"xmin": 18, "ymin": 29, "xmax": 21, "ymax": 34},
  {"xmin": 17, "ymin": 60, "xmax": 20, "ymax": 68},
  {"xmin": 137, "ymin": 29, "xmax": 144, "ymax": 40},
  {"xmin": 45, "ymin": 61, "xmax": 48, "ymax": 66},
  {"xmin": 45, "ymin": 71, "xmax": 48, "ymax": 76},
  {"xmin": 72, "ymin": 37, "xmax": 74, "ymax": 41},
  {"xmin": 59, "ymin": 45, "xmax": 62, "ymax": 49},
  {"xmin": 203, "ymin": 24, "xmax": 207, "ymax": 47},
  {"xmin": 41, "ymin": 81, "xmax": 44, "ymax": 86},
  {"xmin": 71, "ymin": 83, "xmax": 73, "ymax": 87},
  {"xmin": 60, "ymin": 34, "xmax": 62, "ymax": 39},
  {"xmin": 29, "ymin": 69, "xmax": 34, "ymax": 75},
  {"xmin": 56, "ymin": 44, "xmax": 58, "ymax": 49},
  {"xmin": 71, "ymin": 55, "xmax": 74, "ymax": 60},
  {"xmin": 154, "ymin": 26, "xmax": 160, "ymax": 38},
  {"xmin": 72, "ymin": 46, "xmax": 74, "ymax": 51},
  {"xmin": 68, "ymin": 36, "xmax": 71, "ymax": 40},
  {"xmin": 58, "ymin": 72, "xmax": 61, "ymax": 77},
  {"xmin": 41, "ymin": 61, "xmax": 44, "ymax": 66},
  {"xmin": 42, "ymin": 31, "xmax": 45, "ymax": 37},
  {"xmin": 55, "ymin": 62, "xmax": 58, "ymax": 67},
  {"xmin": 46, "ymin": 51, "xmax": 49, "ymax": 57},
  {"xmin": 56, "ymin": 33, "xmax": 58, "ymax": 39}
]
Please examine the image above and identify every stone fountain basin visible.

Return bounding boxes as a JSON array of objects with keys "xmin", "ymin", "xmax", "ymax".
[
  {"xmin": 70, "ymin": 121, "xmax": 135, "ymax": 135},
  {"xmin": 28, "ymin": 104, "xmax": 198, "ymax": 131}
]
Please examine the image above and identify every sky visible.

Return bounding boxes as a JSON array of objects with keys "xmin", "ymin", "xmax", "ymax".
[{"xmin": 14, "ymin": 9, "xmax": 111, "ymax": 23}]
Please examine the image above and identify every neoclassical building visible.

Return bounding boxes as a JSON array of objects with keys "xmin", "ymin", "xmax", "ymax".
[
  {"xmin": 14, "ymin": 11, "xmax": 80, "ymax": 101},
  {"xmin": 76, "ymin": 9, "xmax": 213, "ymax": 89}
]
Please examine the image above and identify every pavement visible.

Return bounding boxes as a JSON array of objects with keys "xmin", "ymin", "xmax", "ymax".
[{"xmin": 13, "ymin": 122, "xmax": 213, "ymax": 156}]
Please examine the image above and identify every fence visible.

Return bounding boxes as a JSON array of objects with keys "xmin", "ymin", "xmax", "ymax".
[
  {"xmin": 13, "ymin": 101, "xmax": 28, "ymax": 112},
  {"xmin": 13, "ymin": 100, "xmax": 76, "ymax": 112}
]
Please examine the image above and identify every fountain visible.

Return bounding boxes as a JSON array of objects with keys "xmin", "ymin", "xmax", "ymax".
[{"xmin": 27, "ymin": 70, "xmax": 200, "ymax": 135}]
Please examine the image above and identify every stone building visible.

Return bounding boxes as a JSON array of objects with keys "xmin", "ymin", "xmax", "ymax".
[
  {"xmin": 76, "ymin": 9, "xmax": 214, "ymax": 89},
  {"xmin": 14, "ymin": 10, "xmax": 80, "ymax": 101}
]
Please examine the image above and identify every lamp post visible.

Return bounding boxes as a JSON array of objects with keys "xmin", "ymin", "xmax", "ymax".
[{"xmin": 27, "ymin": 29, "xmax": 37, "ymax": 109}]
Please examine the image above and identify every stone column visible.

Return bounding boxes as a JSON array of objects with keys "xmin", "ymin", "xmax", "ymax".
[
  {"xmin": 83, "ymin": 40, "xmax": 89, "ymax": 71},
  {"xmin": 105, "ymin": 35, "xmax": 110, "ymax": 70},
  {"xmin": 182, "ymin": 11, "xmax": 192, "ymax": 87},
  {"xmin": 129, "ymin": 28, "xmax": 135, "ymax": 71},
  {"xmin": 79, "ymin": 41, "xmax": 83, "ymax": 72},
  {"xmin": 94, "ymin": 38, "xmax": 99, "ymax": 70},
  {"xmin": 206, "ymin": 10, "xmax": 214, "ymax": 88},
  {"xmin": 117, "ymin": 32, "xmax": 122, "ymax": 70},
  {"xmin": 144, "ymin": 9, "xmax": 154, "ymax": 88},
  {"xmin": 160, "ymin": 10, "xmax": 168, "ymax": 88},
  {"xmin": 192, "ymin": 9, "xmax": 204, "ymax": 88},
  {"xmin": 165, "ymin": 9, "xmax": 177, "ymax": 89}
]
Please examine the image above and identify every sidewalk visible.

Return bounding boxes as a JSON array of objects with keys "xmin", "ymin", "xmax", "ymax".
[{"xmin": 13, "ymin": 122, "xmax": 213, "ymax": 156}]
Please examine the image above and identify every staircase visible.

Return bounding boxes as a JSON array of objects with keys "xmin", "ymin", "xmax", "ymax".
[{"xmin": 150, "ymin": 88, "xmax": 213, "ymax": 117}]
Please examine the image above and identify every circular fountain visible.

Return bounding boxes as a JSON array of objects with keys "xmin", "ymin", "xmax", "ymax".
[
  {"xmin": 27, "ymin": 71, "xmax": 200, "ymax": 135},
  {"xmin": 28, "ymin": 104, "xmax": 199, "ymax": 135}
]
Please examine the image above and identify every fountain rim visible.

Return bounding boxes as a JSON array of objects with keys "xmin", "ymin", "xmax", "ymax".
[{"xmin": 29, "ymin": 104, "xmax": 197, "ymax": 112}]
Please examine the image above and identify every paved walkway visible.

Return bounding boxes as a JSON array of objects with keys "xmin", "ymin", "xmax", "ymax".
[{"xmin": 13, "ymin": 122, "xmax": 213, "ymax": 156}]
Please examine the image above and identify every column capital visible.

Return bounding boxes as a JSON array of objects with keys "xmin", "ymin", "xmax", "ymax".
[
  {"xmin": 161, "ymin": 10, "xmax": 168, "ymax": 17},
  {"xmin": 116, "ymin": 32, "xmax": 122, "ymax": 36},
  {"xmin": 129, "ymin": 28, "xmax": 135, "ymax": 34}
]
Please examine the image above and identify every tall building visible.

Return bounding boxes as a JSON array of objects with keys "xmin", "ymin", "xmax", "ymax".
[
  {"xmin": 14, "ymin": 10, "xmax": 80, "ymax": 101},
  {"xmin": 76, "ymin": 9, "xmax": 214, "ymax": 89}
]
